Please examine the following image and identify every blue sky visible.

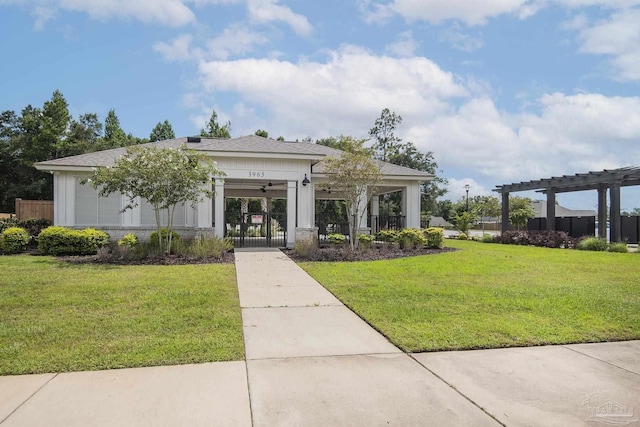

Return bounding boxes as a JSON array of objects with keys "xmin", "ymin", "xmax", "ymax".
[{"xmin": 1, "ymin": 0, "xmax": 639, "ymax": 209}]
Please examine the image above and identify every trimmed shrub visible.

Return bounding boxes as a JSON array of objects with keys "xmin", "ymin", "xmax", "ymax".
[
  {"xmin": 576, "ymin": 237, "xmax": 608, "ymax": 252},
  {"xmin": 0, "ymin": 218, "xmax": 51, "ymax": 242},
  {"xmin": 0, "ymin": 227, "xmax": 30, "ymax": 254},
  {"xmin": 397, "ymin": 228, "xmax": 426, "ymax": 249},
  {"xmin": 481, "ymin": 233, "xmax": 494, "ymax": 243},
  {"xmin": 328, "ymin": 233, "xmax": 346, "ymax": 244},
  {"xmin": 608, "ymin": 242, "xmax": 628, "ymax": 253},
  {"xmin": 457, "ymin": 232, "xmax": 468, "ymax": 240},
  {"xmin": 118, "ymin": 233, "xmax": 138, "ymax": 248},
  {"xmin": 83, "ymin": 228, "xmax": 110, "ymax": 249},
  {"xmin": 498, "ymin": 230, "xmax": 576, "ymax": 249},
  {"xmin": 149, "ymin": 228, "xmax": 181, "ymax": 253},
  {"xmin": 375, "ymin": 229, "xmax": 398, "ymax": 243},
  {"xmin": 423, "ymin": 227, "xmax": 444, "ymax": 248},
  {"xmin": 38, "ymin": 226, "xmax": 110, "ymax": 255},
  {"xmin": 0, "ymin": 218, "xmax": 20, "ymax": 234},
  {"xmin": 149, "ymin": 228, "xmax": 181, "ymax": 245},
  {"xmin": 358, "ymin": 233, "xmax": 375, "ymax": 249}
]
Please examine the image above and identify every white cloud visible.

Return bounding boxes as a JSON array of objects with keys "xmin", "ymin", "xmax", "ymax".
[
  {"xmin": 385, "ymin": 31, "xmax": 418, "ymax": 57},
  {"xmin": 3, "ymin": 0, "xmax": 196, "ymax": 27},
  {"xmin": 206, "ymin": 24, "xmax": 269, "ymax": 60},
  {"xmin": 446, "ymin": 178, "xmax": 491, "ymax": 201},
  {"xmin": 154, "ymin": 34, "xmax": 202, "ymax": 62},
  {"xmin": 193, "ymin": 44, "xmax": 640, "ymax": 186},
  {"xmin": 197, "ymin": 45, "xmax": 468, "ymax": 137},
  {"xmin": 362, "ymin": 0, "xmax": 640, "ymax": 26},
  {"xmin": 439, "ymin": 25, "xmax": 484, "ymax": 52},
  {"xmin": 577, "ymin": 8, "xmax": 640, "ymax": 81},
  {"xmin": 371, "ymin": 0, "xmax": 530, "ymax": 26},
  {"xmin": 32, "ymin": 5, "xmax": 56, "ymax": 30},
  {"xmin": 247, "ymin": 0, "xmax": 312, "ymax": 36},
  {"xmin": 407, "ymin": 92, "xmax": 640, "ymax": 184}
]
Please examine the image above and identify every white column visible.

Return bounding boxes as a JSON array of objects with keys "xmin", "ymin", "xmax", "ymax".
[
  {"xmin": 287, "ymin": 180, "xmax": 297, "ymax": 248},
  {"xmin": 53, "ymin": 173, "xmax": 64, "ymax": 225},
  {"xmin": 371, "ymin": 196, "xmax": 380, "ymax": 216},
  {"xmin": 356, "ymin": 186, "xmax": 369, "ymax": 232},
  {"xmin": 214, "ymin": 179, "xmax": 225, "ymax": 238},
  {"xmin": 371, "ymin": 195, "xmax": 380, "ymax": 234},
  {"xmin": 297, "ymin": 177, "xmax": 314, "ymax": 228},
  {"xmin": 405, "ymin": 182, "xmax": 421, "ymax": 229}
]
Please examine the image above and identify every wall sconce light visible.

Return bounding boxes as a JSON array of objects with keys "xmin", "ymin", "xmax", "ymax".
[
  {"xmin": 261, "ymin": 186, "xmax": 266, "ymax": 193},
  {"xmin": 302, "ymin": 174, "xmax": 310, "ymax": 186}
]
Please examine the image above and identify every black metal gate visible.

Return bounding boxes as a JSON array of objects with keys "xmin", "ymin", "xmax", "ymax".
[{"xmin": 230, "ymin": 211, "xmax": 287, "ymax": 248}]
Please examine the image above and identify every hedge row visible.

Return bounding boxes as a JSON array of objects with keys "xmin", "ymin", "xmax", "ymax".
[
  {"xmin": 37, "ymin": 226, "xmax": 110, "ymax": 255},
  {"xmin": 0, "ymin": 218, "xmax": 51, "ymax": 239}
]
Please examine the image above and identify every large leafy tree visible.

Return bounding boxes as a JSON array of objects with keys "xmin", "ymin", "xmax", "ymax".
[
  {"xmin": 64, "ymin": 113, "xmax": 103, "ymax": 157},
  {"xmin": 319, "ymin": 136, "xmax": 382, "ymax": 251},
  {"xmin": 150, "ymin": 119, "xmax": 175, "ymax": 142},
  {"xmin": 369, "ymin": 108, "xmax": 448, "ymax": 217},
  {"xmin": 0, "ymin": 110, "xmax": 20, "ymax": 212},
  {"xmin": 369, "ymin": 108, "xmax": 402, "ymax": 162},
  {"xmin": 509, "ymin": 196, "xmax": 536, "ymax": 230},
  {"xmin": 42, "ymin": 89, "xmax": 71, "ymax": 159},
  {"xmin": 87, "ymin": 145, "xmax": 224, "ymax": 252},
  {"xmin": 200, "ymin": 110, "xmax": 231, "ymax": 138},
  {"xmin": 101, "ymin": 109, "xmax": 128, "ymax": 149}
]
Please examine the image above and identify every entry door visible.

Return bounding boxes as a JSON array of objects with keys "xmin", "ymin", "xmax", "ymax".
[{"xmin": 236, "ymin": 212, "xmax": 287, "ymax": 248}]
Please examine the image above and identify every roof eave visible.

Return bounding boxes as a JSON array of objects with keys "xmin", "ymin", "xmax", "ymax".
[{"xmin": 34, "ymin": 164, "xmax": 96, "ymax": 173}]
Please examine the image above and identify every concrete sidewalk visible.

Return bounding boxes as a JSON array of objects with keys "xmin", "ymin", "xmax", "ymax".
[{"xmin": 1, "ymin": 248, "xmax": 639, "ymax": 426}]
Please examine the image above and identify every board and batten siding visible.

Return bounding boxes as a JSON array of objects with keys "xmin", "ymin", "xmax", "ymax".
[
  {"xmin": 140, "ymin": 199, "xmax": 188, "ymax": 227},
  {"xmin": 74, "ymin": 177, "xmax": 121, "ymax": 226}
]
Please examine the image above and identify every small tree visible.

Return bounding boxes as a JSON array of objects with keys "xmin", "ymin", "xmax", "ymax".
[
  {"xmin": 453, "ymin": 211, "xmax": 476, "ymax": 234},
  {"xmin": 86, "ymin": 145, "xmax": 224, "ymax": 253},
  {"xmin": 509, "ymin": 196, "xmax": 536, "ymax": 230},
  {"xmin": 149, "ymin": 120, "xmax": 175, "ymax": 142},
  {"xmin": 319, "ymin": 137, "xmax": 382, "ymax": 251},
  {"xmin": 200, "ymin": 110, "xmax": 231, "ymax": 138}
]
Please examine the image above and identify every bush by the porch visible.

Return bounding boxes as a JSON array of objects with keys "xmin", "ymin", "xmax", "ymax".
[
  {"xmin": 0, "ymin": 227, "xmax": 30, "ymax": 254},
  {"xmin": 38, "ymin": 226, "xmax": 109, "ymax": 255}
]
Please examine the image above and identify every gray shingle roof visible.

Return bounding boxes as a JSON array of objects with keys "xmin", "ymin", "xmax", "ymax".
[{"xmin": 35, "ymin": 135, "xmax": 433, "ymax": 178}]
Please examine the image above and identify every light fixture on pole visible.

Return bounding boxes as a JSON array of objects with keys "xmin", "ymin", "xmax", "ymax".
[{"xmin": 464, "ymin": 184, "xmax": 470, "ymax": 211}]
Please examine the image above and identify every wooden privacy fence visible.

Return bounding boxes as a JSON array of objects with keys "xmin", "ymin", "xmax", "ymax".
[{"xmin": 15, "ymin": 199, "xmax": 54, "ymax": 222}]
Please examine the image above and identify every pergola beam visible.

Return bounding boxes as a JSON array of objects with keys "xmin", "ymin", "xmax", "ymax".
[{"xmin": 494, "ymin": 167, "xmax": 640, "ymax": 242}]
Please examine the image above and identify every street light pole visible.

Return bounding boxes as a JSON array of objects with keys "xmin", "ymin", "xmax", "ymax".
[{"xmin": 464, "ymin": 184, "xmax": 470, "ymax": 211}]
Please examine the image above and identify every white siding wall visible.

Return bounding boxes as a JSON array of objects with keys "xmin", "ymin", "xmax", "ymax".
[
  {"xmin": 74, "ymin": 177, "xmax": 121, "ymax": 226},
  {"xmin": 140, "ymin": 200, "xmax": 187, "ymax": 227}
]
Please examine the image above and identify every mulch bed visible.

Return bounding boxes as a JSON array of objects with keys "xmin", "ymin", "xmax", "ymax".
[
  {"xmin": 55, "ymin": 246, "xmax": 456, "ymax": 265},
  {"xmin": 284, "ymin": 245, "xmax": 457, "ymax": 262},
  {"xmin": 57, "ymin": 252, "xmax": 235, "ymax": 265}
]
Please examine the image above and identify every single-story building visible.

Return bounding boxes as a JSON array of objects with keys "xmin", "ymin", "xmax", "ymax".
[
  {"xmin": 35, "ymin": 135, "xmax": 433, "ymax": 248},
  {"xmin": 531, "ymin": 201, "xmax": 596, "ymax": 218}
]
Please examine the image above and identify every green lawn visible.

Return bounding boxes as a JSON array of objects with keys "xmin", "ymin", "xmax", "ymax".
[
  {"xmin": 299, "ymin": 240, "xmax": 640, "ymax": 352},
  {"xmin": 0, "ymin": 256, "xmax": 244, "ymax": 375}
]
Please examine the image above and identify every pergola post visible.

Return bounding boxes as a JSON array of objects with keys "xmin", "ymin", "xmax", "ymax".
[
  {"xmin": 597, "ymin": 185, "xmax": 607, "ymax": 239},
  {"xmin": 609, "ymin": 182, "xmax": 621, "ymax": 242},
  {"xmin": 546, "ymin": 189, "xmax": 556, "ymax": 231},
  {"xmin": 501, "ymin": 192, "xmax": 509, "ymax": 233}
]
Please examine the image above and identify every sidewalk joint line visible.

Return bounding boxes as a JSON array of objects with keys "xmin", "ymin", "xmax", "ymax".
[
  {"xmin": 0, "ymin": 373, "xmax": 58, "ymax": 425},
  {"xmin": 561, "ymin": 344, "xmax": 640, "ymax": 377},
  {"xmin": 245, "ymin": 351, "xmax": 403, "ymax": 363},
  {"xmin": 408, "ymin": 355, "xmax": 507, "ymax": 427}
]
